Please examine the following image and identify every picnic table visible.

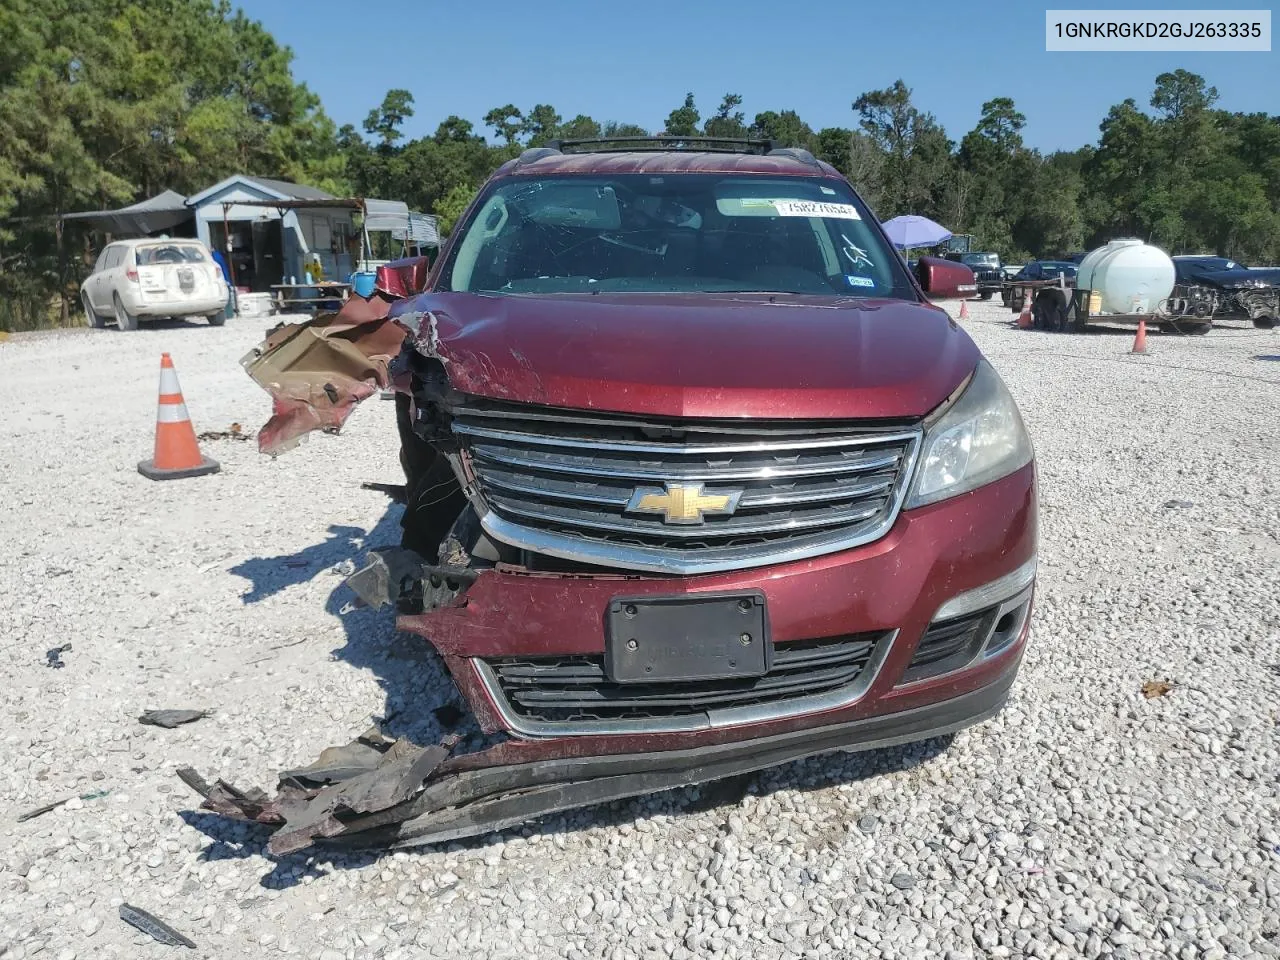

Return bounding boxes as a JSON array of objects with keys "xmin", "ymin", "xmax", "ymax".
[{"xmin": 270, "ymin": 282, "xmax": 351, "ymax": 314}]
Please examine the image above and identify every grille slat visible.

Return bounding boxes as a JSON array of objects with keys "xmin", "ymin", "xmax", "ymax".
[
  {"xmin": 485, "ymin": 633, "xmax": 887, "ymax": 723},
  {"xmin": 486, "ymin": 494, "xmax": 887, "ymax": 539},
  {"xmin": 468, "ymin": 442, "xmax": 906, "ymax": 482},
  {"xmin": 477, "ymin": 464, "xmax": 897, "ymax": 510},
  {"xmin": 453, "ymin": 402, "xmax": 920, "ymax": 568}
]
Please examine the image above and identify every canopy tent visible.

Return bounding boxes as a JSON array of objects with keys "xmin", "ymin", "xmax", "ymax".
[
  {"xmin": 58, "ymin": 189, "xmax": 192, "ymax": 236},
  {"xmin": 881, "ymin": 215, "xmax": 952, "ymax": 250},
  {"xmin": 362, "ymin": 199, "xmax": 441, "ymax": 247},
  {"xmin": 226, "ymin": 197, "xmax": 439, "ymax": 249}
]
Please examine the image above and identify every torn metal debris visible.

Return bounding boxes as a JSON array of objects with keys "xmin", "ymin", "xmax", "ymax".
[
  {"xmin": 139, "ymin": 709, "xmax": 211, "ymax": 728},
  {"xmin": 119, "ymin": 903, "xmax": 196, "ymax": 949},
  {"xmin": 197, "ymin": 422, "xmax": 251, "ymax": 442},
  {"xmin": 18, "ymin": 789, "xmax": 110, "ymax": 822}
]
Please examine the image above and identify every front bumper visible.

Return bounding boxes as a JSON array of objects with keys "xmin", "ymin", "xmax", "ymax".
[
  {"xmin": 179, "ymin": 642, "xmax": 1022, "ymax": 853},
  {"xmin": 131, "ymin": 292, "xmax": 228, "ymax": 318},
  {"xmin": 181, "ymin": 465, "xmax": 1036, "ymax": 853},
  {"xmin": 399, "ymin": 461, "xmax": 1038, "ymax": 752}
]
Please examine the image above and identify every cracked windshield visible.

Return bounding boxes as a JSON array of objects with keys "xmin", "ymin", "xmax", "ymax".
[{"xmin": 442, "ymin": 174, "xmax": 916, "ymax": 298}]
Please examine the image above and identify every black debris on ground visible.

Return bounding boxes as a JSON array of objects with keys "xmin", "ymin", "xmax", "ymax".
[
  {"xmin": 138, "ymin": 709, "xmax": 211, "ymax": 729},
  {"xmin": 119, "ymin": 903, "xmax": 197, "ymax": 949}
]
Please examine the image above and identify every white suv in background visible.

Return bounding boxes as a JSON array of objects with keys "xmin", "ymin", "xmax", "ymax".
[{"xmin": 81, "ymin": 238, "xmax": 229, "ymax": 331}]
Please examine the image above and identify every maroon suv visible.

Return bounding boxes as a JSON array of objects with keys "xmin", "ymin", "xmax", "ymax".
[{"xmin": 240, "ymin": 138, "xmax": 1036, "ymax": 843}]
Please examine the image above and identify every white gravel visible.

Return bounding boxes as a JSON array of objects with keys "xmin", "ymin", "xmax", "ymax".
[{"xmin": 2, "ymin": 305, "xmax": 1279, "ymax": 960}]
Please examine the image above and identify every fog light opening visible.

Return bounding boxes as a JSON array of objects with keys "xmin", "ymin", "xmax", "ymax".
[{"xmin": 983, "ymin": 598, "xmax": 1031, "ymax": 658}]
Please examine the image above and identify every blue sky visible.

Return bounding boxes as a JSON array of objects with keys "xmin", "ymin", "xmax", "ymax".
[{"xmin": 240, "ymin": 0, "xmax": 1276, "ymax": 152}]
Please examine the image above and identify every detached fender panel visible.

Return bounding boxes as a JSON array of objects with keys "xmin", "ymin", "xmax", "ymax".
[{"xmin": 240, "ymin": 294, "xmax": 411, "ymax": 455}]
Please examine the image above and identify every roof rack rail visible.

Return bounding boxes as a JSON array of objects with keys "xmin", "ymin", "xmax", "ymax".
[{"xmin": 548, "ymin": 136, "xmax": 780, "ymax": 155}]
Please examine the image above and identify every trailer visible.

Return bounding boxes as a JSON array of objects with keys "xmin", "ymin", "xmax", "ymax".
[{"xmin": 1005, "ymin": 240, "xmax": 1220, "ymax": 334}]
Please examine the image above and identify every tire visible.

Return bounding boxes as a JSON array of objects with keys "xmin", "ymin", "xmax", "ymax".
[
  {"xmin": 396, "ymin": 393, "xmax": 467, "ymax": 558},
  {"xmin": 81, "ymin": 292, "xmax": 105, "ymax": 329},
  {"xmin": 112, "ymin": 294, "xmax": 138, "ymax": 331},
  {"xmin": 207, "ymin": 312, "xmax": 226, "ymax": 327},
  {"xmin": 1031, "ymin": 289, "xmax": 1069, "ymax": 332},
  {"xmin": 980, "ymin": 291, "xmax": 993, "ymax": 301},
  {"xmin": 1253, "ymin": 316, "xmax": 1277, "ymax": 330}
]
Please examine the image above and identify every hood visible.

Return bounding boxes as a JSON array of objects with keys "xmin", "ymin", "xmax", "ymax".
[
  {"xmin": 1180, "ymin": 265, "xmax": 1280, "ymax": 289},
  {"xmin": 1214, "ymin": 267, "xmax": 1280, "ymax": 289},
  {"xmin": 394, "ymin": 291, "xmax": 978, "ymax": 421}
]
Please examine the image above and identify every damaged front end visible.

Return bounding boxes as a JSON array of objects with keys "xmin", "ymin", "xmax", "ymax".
[
  {"xmin": 203, "ymin": 255, "xmax": 1031, "ymax": 854},
  {"xmin": 1171, "ymin": 272, "xmax": 1280, "ymax": 329}
]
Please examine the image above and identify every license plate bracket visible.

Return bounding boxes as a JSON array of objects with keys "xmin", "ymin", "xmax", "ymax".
[{"xmin": 605, "ymin": 591, "xmax": 770, "ymax": 684}]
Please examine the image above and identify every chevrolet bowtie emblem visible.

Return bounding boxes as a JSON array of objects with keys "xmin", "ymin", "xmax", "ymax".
[{"xmin": 625, "ymin": 482, "xmax": 744, "ymax": 525}]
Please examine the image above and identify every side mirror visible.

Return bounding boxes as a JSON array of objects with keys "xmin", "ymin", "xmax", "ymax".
[
  {"xmin": 916, "ymin": 255, "xmax": 977, "ymax": 300},
  {"xmin": 375, "ymin": 255, "xmax": 432, "ymax": 299}
]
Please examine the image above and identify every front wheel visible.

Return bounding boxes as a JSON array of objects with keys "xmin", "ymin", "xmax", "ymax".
[
  {"xmin": 81, "ymin": 293, "xmax": 105, "ymax": 329},
  {"xmin": 207, "ymin": 312, "xmax": 226, "ymax": 327},
  {"xmin": 112, "ymin": 294, "xmax": 138, "ymax": 331},
  {"xmin": 980, "ymin": 291, "xmax": 993, "ymax": 301},
  {"xmin": 1253, "ymin": 316, "xmax": 1277, "ymax": 329}
]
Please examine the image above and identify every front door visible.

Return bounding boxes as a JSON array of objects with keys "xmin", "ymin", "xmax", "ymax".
[{"xmin": 251, "ymin": 220, "xmax": 285, "ymax": 291}]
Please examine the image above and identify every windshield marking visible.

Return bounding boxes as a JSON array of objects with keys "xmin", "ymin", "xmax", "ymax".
[{"xmin": 771, "ymin": 200, "xmax": 861, "ymax": 220}]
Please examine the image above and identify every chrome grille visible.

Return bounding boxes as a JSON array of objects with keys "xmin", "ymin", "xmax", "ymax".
[{"xmin": 451, "ymin": 401, "xmax": 921, "ymax": 574}]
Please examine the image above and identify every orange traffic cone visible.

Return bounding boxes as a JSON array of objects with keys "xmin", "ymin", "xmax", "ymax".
[
  {"xmin": 959, "ymin": 300, "xmax": 970, "ymax": 320},
  {"xmin": 1130, "ymin": 319, "xmax": 1148, "ymax": 355},
  {"xmin": 1016, "ymin": 291, "xmax": 1034, "ymax": 329},
  {"xmin": 138, "ymin": 353, "xmax": 220, "ymax": 480}
]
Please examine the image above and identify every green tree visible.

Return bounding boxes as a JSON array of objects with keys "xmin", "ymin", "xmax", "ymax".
[
  {"xmin": 703, "ymin": 94, "xmax": 746, "ymax": 138},
  {"xmin": 603, "ymin": 121, "xmax": 649, "ymax": 138},
  {"xmin": 1150, "ymin": 68, "xmax": 1219, "ymax": 120},
  {"xmin": 0, "ymin": 0, "xmax": 345, "ymax": 330},
  {"xmin": 814, "ymin": 127, "xmax": 853, "ymax": 176},
  {"xmin": 434, "ymin": 116, "xmax": 480, "ymax": 144},
  {"xmin": 364, "ymin": 89, "xmax": 414, "ymax": 149},
  {"xmin": 664, "ymin": 93, "xmax": 700, "ymax": 137},
  {"xmin": 1085, "ymin": 98, "xmax": 1159, "ymax": 239},
  {"xmin": 521, "ymin": 104, "xmax": 562, "ymax": 146},
  {"xmin": 483, "ymin": 104, "xmax": 524, "ymax": 146},
  {"xmin": 852, "ymin": 80, "xmax": 951, "ymax": 217},
  {"xmin": 435, "ymin": 182, "xmax": 477, "ymax": 236},
  {"xmin": 750, "ymin": 110, "xmax": 814, "ymax": 147},
  {"xmin": 557, "ymin": 114, "xmax": 602, "ymax": 141}
]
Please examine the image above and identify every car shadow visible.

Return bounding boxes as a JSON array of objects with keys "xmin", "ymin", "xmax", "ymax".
[{"xmin": 210, "ymin": 494, "xmax": 972, "ymax": 885}]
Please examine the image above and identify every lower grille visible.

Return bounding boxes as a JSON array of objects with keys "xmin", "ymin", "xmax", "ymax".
[{"xmin": 484, "ymin": 632, "xmax": 890, "ymax": 726}]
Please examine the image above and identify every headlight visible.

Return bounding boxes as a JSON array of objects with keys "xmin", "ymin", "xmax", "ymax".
[{"xmin": 905, "ymin": 359, "xmax": 1033, "ymax": 509}]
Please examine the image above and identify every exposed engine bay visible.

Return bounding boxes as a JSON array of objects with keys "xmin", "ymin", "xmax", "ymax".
[
  {"xmin": 1169, "ymin": 257, "xmax": 1280, "ymax": 329},
  {"xmin": 1167, "ymin": 282, "xmax": 1280, "ymax": 327}
]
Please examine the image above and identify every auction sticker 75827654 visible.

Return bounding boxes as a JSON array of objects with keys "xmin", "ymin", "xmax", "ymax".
[{"xmin": 772, "ymin": 200, "xmax": 862, "ymax": 220}]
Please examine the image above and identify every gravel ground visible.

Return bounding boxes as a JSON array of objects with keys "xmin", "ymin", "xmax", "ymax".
[{"xmin": 2, "ymin": 304, "xmax": 1278, "ymax": 960}]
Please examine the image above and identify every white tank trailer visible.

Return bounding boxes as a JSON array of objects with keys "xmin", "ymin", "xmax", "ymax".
[
  {"xmin": 1068, "ymin": 239, "xmax": 1212, "ymax": 333},
  {"xmin": 1077, "ymin": 239, "xmax": 1176, "ymax": 316}
]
